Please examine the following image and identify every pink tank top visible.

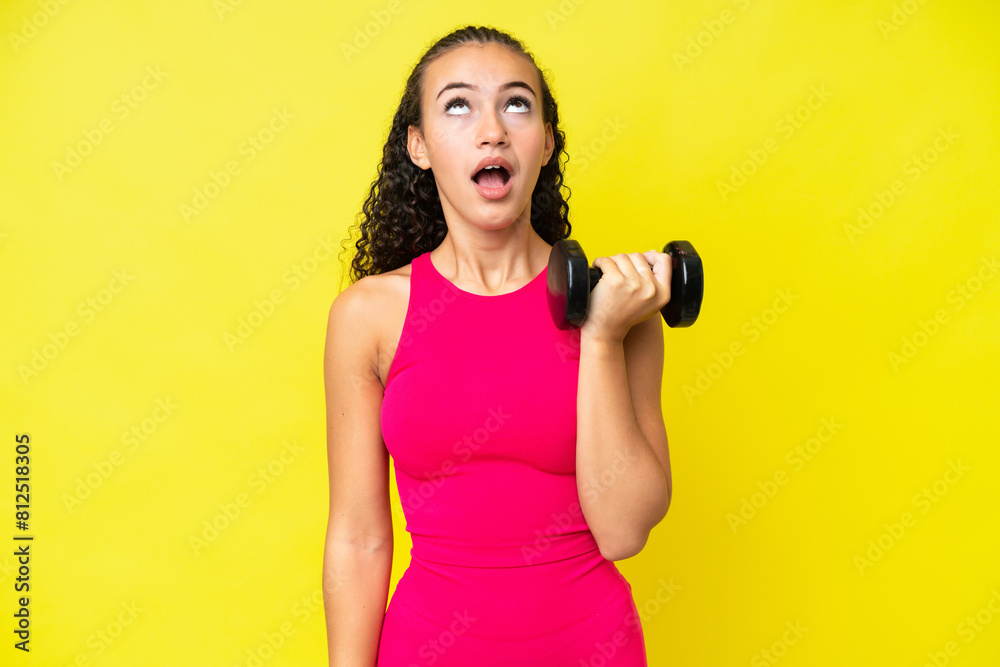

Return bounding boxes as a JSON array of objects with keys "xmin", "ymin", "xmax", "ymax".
[{"xmin": 380, "ymin": 250, "xmax": 600, "ymax": 568}]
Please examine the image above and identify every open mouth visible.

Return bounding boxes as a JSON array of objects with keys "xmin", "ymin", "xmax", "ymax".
[{"xmin": 472, "ymin": 165, "xmax": 511, "ymax": 188}]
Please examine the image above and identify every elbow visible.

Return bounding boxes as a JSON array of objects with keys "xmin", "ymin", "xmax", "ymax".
[
  {"xmin": 598, "ymin": 505, "xmax": 667, "ymax": 561},
  {"xmin": 598, "ymin": 531, "xmax": 648, "ymax": 562},
  {"xmin": 660, "ymin": 464, "xmax": 672, "ymax": 517},
  {"xmin": 598, "ymin": 544, "xmax": 628, "ymax": 562},
  {"xmin": 653, "ymin": 472, "xmax": 671, "ymax": 524},
  {"xmin": 592, "ymin": 477, "xmax": 670, "ymax": 562}
]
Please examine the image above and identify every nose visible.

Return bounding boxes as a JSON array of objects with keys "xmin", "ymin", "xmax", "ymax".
[{"xmin": 476, "ymin": 108, "xmax": 507, "ymax": 145}]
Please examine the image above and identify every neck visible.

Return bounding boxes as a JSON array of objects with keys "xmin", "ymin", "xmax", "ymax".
[{"xmin": 431, "ymin": 219, "xmax": 551, "ymax": 294}]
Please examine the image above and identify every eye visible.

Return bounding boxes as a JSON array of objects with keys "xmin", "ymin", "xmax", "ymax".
[
  {"xmin": 444, "ymin": 95, "xmax": 471, "ymax": 115},
  {"xmin": 506, "ymin": 94, "xmax": 532, "ymax": 113},
  {"xmin": 443, "ymin": 94, "xmax": 534, "ymax": 115}
]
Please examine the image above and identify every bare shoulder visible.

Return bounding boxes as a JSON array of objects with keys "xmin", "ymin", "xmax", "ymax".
[{"xmin": 329, "ymin": 265, "xmax": 412, "ymax": 386}]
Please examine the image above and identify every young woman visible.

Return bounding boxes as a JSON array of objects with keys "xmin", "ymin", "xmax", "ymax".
[{"xmin": 324, "ymin": 25, "xmax": 672, "ymax": 666}]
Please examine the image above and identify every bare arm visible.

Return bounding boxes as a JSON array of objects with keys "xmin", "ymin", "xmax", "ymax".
[
  {"xmin": 577, "ymin": 314, "xmax": 671, "ymax": 561},
  {"xmin": 322, "ymin": 279, "xmax": 395, "ymax": 666}
]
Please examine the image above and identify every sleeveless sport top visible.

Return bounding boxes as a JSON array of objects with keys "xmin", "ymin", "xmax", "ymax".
[{"xmin": 380, "ymin": 250, "xmax": 600, "ymax": 568}]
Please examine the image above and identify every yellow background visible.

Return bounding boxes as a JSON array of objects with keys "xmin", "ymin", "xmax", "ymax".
[{"xmin": 2, "ymin": 0, "xmax": 998, "ymax": 664}]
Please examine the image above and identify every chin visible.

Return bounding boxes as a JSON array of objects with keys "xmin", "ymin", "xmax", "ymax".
[{"xmin": 473, "ymin": 200, "xmax": 532, "ymax": 225}]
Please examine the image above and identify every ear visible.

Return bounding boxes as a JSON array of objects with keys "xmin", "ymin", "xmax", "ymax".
[
  {"xmin": 407, "ymin": 125, "xmax": 431, "ymax": 170},
  {"xmin": 542, "ymin": 122, "xmax": 555, "ymax": 167}
]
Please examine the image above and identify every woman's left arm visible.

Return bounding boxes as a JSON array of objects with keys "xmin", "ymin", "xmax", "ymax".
[{"xmin": 575, "ymin": 252, "xmax": 674, "ymax": 562}]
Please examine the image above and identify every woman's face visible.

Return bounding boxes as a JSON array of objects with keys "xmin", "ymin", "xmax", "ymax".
[{"xmin": 408, "ymin": 43, "xmax": 555, "ymax": 231}]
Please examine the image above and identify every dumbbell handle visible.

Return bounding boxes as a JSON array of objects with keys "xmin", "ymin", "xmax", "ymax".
[{"xmin": 586, "ymin": 241, "xmax": 702, "ymax": 328}]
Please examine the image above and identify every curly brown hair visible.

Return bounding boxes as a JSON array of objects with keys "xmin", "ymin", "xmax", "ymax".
[{"xmin": 337, "ymin": 25, "xmax": 573, "ymax": 290}]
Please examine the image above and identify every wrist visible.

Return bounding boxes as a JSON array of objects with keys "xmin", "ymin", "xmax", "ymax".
[{"xmin": 580, "ymin": 329, "xmax": 625, "ymax": 350}]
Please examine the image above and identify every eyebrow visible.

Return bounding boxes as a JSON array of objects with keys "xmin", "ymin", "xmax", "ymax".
[{"xmin": 435, "ymin": 80, "xmax": 537, "ymax": 101}]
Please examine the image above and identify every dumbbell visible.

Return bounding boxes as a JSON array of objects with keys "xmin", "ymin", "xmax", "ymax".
[{"xmin": 546, "ymin": 239, "xmax": 704, "ymax": 330}]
